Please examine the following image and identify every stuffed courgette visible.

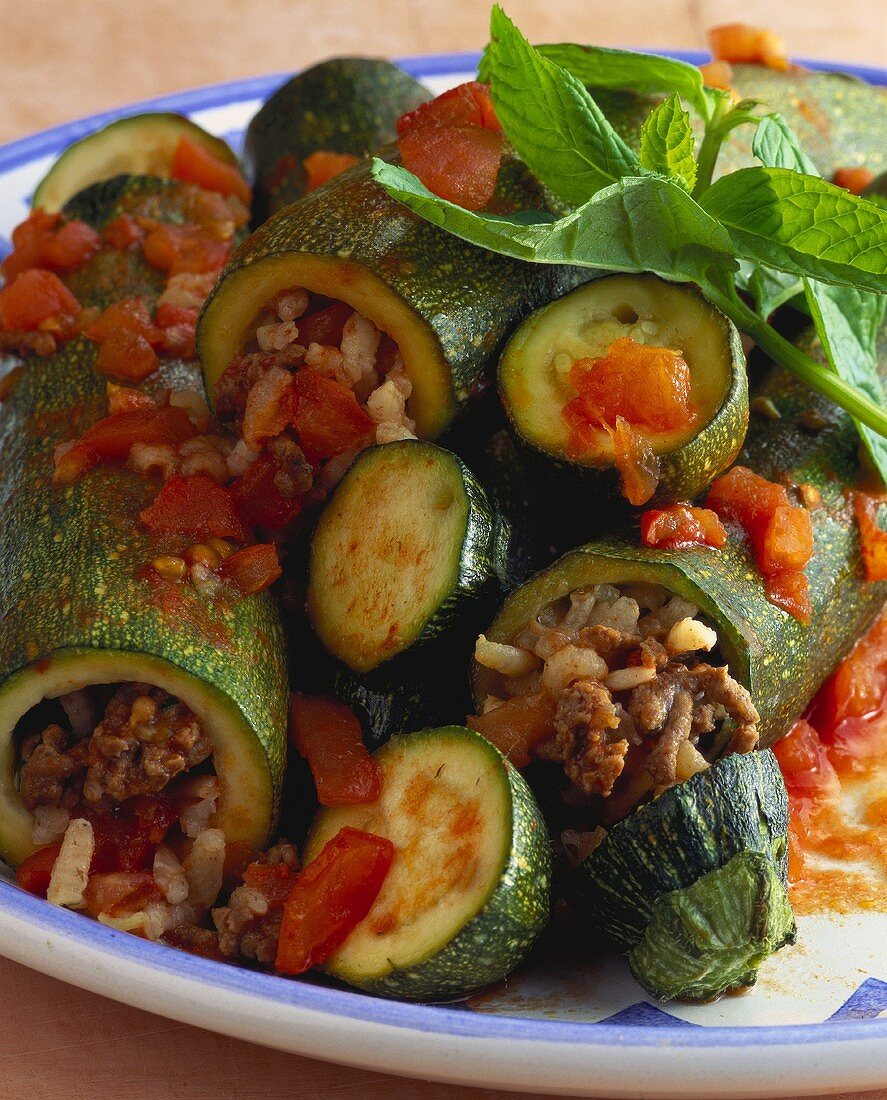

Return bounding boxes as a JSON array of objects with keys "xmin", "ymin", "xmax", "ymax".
[{"xmin": 243, "ymin": 57, "xmax": 430, "ymax": 222}]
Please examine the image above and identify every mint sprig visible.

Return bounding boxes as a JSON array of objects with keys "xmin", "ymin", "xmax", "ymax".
[{"xmin": 638, "ymin": 94, "xmax": 697, "ymax": 193}]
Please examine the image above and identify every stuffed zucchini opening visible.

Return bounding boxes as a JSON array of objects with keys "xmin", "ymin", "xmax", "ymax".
[
  {"xmin": 0, "ymin": 651, "xmax": 274, "ymax": 940},
  {"xmin": 471, "ymin": 560, "xmax": 758, "ymax": 825}
]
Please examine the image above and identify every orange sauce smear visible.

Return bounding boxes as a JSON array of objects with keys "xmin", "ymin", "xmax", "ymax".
[{"xmin": 774, "ymin": 606, "xmax": 887, "ymax": 914}]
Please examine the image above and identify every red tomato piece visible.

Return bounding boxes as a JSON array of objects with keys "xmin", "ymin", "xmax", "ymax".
[
  {"xmin": 86, "ymin": 796, "xmax": 179, "ymax": 874},
  {"xmin": 78, "ymin": 406, "xmax": 197, "ymax": 462},
  {"xmin": 85, "ymin": 297, "xmax": 157, "ymax": 344},
  {"xmin": 303, "ymin": 151, "xmax": 360, "ymax": 192},
  {"xmin": 816, "ymin": 607, "xmax": 887, "ymax": 734},
  {"xmin": 220, "ymin": 543, "xmax": 283, "ymax": 596},
  {"xmin": 40, "ymin": 219, "xmax": 101, "ymax": 271},
  {"xmin": 396, "ymin": 81, "xmax": 501, "ymax": 136},
  {"xmin": 143, "ymin": 223, "xmax": 230, "ymax": 276},
  {"xmin": 102, "ymin": 214, "xmax": 145, "ymax": 250},
  {"xmin": 0, "ymin": 269, "xmax": 80, "ymax": 331},
  {"xmin": 15, "ymin": 842, "xmax": 62, "ymax": 897},
  {"xmin": 399, "ymin": 124, "xmax": 502, "ymax": 211},
  {"xmin": 641, "ymin": 504, "xmax": 728, "ymax": 550},
  {"xmin": 288, "ymin": 370, "xmax": 374, "ymax": 463},
  {"xmin": 141, "ymin": 474, "xmax": 249, "ymax": 542},
  {"xmin": 275, "ymin": 827, "xmax": 394, "ymax": 975},
  {"xmin": 106, "ymin": 382, "xmax": 158, "ymax": 415},
  {"xmin": 232, "ymin": 455, "xmax": 305, "ymax": 530},
  {"xmin": 609, "ymin": 415, "xmax": 660, "ymax": 507},
  {"xmin": 1, "ymin": 209, "xmax": 62, "ymax": 279},
  {"xmin": 170, "ymin": 135, "xmax": 252, "ymax": 205},
  {"xmin": 295, "ymin": 301, "xmax": 352, "ymax": 348},
  {"xmin": 852, "ymin": 491, "xmax": 887, "ymax": 581},
  {"xmin": 707, "ymin": 465, "xmax": 786, "ymax": 529},
  {"xmin": 289, "ymin": 693, "xmax": 383, "ymax": 806},
  {"xmin": 764, "ymin": 570, "xmax": 812, "ymax": 623},
  {"xmin": 699, "ymin": 60, "xmax": 734, "ymax": 90},
  {"xmin": 708, "ymin": 23, "xmax": 789, "ymax": 70},
  {"xmin": 759, "ymin": 503, "xmax": 814, "ymax": 573},
  {"xmin": 833, "ymin": 167, "xmax": 875, "ymax": 195},
  {"xmin": 155, "ymin": 302, "xmax": 199, "ymax": 330},
  {"xmin": 468, "ymin": 692, "xmax": 557, "ymax": 768},
  {"xmin": 773, "ymin": 719, "xmax": 839, "ymax": 800},
  {"xmin": 242, "ymin": 859, "xmax": 301, "ymax": 905},
  {"xmin": 96, "ymin": 329, "xmax": 160, "ymax": 381}
]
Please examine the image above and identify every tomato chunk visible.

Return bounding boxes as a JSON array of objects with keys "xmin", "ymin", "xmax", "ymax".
[
  {"xmin": 289, "ymin": 693, "xmax": 383, "ymax": 806},
  {"xmin": 609, "ymin": 416, "xmax": 660, "ymax": 507},
  {"xmin": 813, "ymin": 607, "xmax": 887, "ymax": 736},
  {"xmin": 86, "ymin": 796, "xmax": 179, "ymax": 874},
  {"xmin": 40, "ymin": 219, "xmax": 101, "ymax": 271},
  {"xmin": 1, "ymin": 210, "xmax": 98, "ymax": 279},
  {"xmin": 102, "ymin": 214, "xmax": 145, "ymax": 251},
  {"xmin": 773, "ymin": 718, "xmax": 839, "ymax": 801},
  {"xmin": 170, "ymin": 135, "xmax": 251, "ymax": 205},
  {"xmin": 303, "ymin": 151, "xmax": 360, "ymax": 192},
  {"xmin": 288, "ymin": 370, "xmax": 374, "ymax": 463},
  {"xmin": 232, "ymin": 455, "xmax": 304, "ymax": 530},
  {"xmin": 242, "ymin": 859, "xmax": 300, "ymax": 906},
  {"xmin": 833, "ymin": 167, "xmax": 875, "ymax": 195},
  {"xmin": 1, "ymin": 209, "xmax": 62, "ymax": 279},
  {"xmin": 140, "ymin": 474, "xmax": 249, "ymax": 543},
  {"xmin": 396, "ymin": 81, "xmax": 501, "ymax": 136},
  {"xmin": 275, "ymin": 826, "xmax": 394, "ymax": 975},
  {"xmin": 143, "ymin": 223, "xmax": 230, "ymax": 276},
  {"xmin": 80, "ymin": 406, "xmax": 197, "ymax": 461},
  {"xmin": 399, "ymin": 124, "xmax": 502, "ymax": 210},
  {"xmin": 85, "ymin": 297, "xmax": 157, "ymax": 345},
  {"xmin": 16, "ymin": 842, "xmax": 62, "ymax": 897},
  {"xmin": 852, "ymin": 491, "xmax": 887, "ymax": 581},
  {"xmin": 0, "ymin": 269, "xmax": 80, "ymax": 331},
  {"xmin": 220, "ymin": 542, "xmax": 283, "ymax": 596},
  {"xmin": 764, "ymin": 570, "xmax": 812, "ymax": 623},
  {"xmin": 294, "ymin": 301, "xmax": 352, "ymax": 348},
  {"xmin": 708, "ymin": 23, "xmax": 789, "ymax": 70},
  {"xmin": 699, "ymin": 60, "xmax": 734, "ymax": 89},
  {"xmin": 641, "ymin": 503, "xmax": 728, "ymax": 549},
  {"xmin": 96, "ymin": 329, "xmax": 160, "ymax": 381},
  {"xmin": 468, "ymin": 692, "xmax": 557, "ymax": 767},
  {"xmin": 564, "ymin": 337, "xmax": 697, "ymax": 448}
]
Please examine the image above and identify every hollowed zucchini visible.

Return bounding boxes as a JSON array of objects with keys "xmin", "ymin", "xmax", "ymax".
[
  {"xmin": 243, "ymin": 57, "xmax": 430, "ymax": 222},
  {"xmin": 304, "ymin": 725, "xmax": 551, "ymax": 1001},
  {"xmin": 197, "ymin": 150, "xmax": 582, "ymax": 439},
  {"xmin": 307, "ymin": 440, "xmax": 495, "ymax": 673},
  {"xmin": 32, "ymin": 113, "xmax": 238, "ymax": 213},
  {"xmin": 498, "ymin": 275, "xmax": 748, "ymax": 505}
]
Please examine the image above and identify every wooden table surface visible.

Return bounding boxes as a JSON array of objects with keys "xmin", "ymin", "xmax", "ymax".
[{"xmin": 1, "ymin": 1, "xmax": 886, "ymax": 1097}]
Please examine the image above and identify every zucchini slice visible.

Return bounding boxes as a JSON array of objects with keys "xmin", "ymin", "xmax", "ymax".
[
  {"xmin": 32, "ymin": 113, "xmax": 238, "ymax": 213},
  {"xmin": 243, "ymin": 57, "xmax": 430, "ymax": 221},
  {"xmin": 197, "ymin": 150, "xmax": 582, "ymax": 439},
  {"xmin": 307, "ymin": 440, "xmax": 495, "ymax": 673},
  {"xmin": 304, "ymin": 726, "xmax": 551, "ymax": 1001},
  {"xmin": 498, "ymin": 275, "xmax": 748, "ymax": 505},
  {"xmin": 572, "ymin": 751, "xmax": 795, "ymax": 1002}
]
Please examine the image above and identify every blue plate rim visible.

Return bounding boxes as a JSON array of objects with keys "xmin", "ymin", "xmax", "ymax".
[{"xmin": 0, "ymin": 46, "xmax": 885, "ymax": 1054}]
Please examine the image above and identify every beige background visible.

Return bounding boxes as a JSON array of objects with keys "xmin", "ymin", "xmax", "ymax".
[{"xmin": 1, "ymin": 1, "xmax": 886, "ymax": 1097}]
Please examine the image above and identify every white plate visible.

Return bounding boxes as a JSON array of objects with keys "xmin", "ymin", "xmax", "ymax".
[{"xmin": 1, "ymin": 52, "xmax": 886, "ymax": 1099}]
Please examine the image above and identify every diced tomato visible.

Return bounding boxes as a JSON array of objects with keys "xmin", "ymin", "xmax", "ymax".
[
  {"xmin": 399, "ymin": 124, "xmax": 502, "ymax": 211},
  {"xmin": 87, "ymin": 796, "xmax": 180, "ymax": 874},
  {"xmin": 289, "ymin": 693, "xmax": 382, "ymax": 806},
  {"xmin": 773, "ymin": 718, "xmax": 839, "ymax": 801},
  {"xmin": 15, "ymin": 842, "xmax": 62, "ymax": 897},
  {"xmin": 85, "ymin": 297, "xmax": 157, "ymax": 344},
  {"xmin": 699, "ymin": 59, "xmax": 734, "ymax": 89},
  {"xmin": 468, "ymin": 692, "xmax": 557, "ymax": 767},
  {"xmin": 852, "ymin": 491, "xmax": 887, "ymax": 581},
  {"xmin": 396, "ymin": 81, "xmax": 501, "ymax": 136},
  {"xmin": 707, "ymin": 465, "xmax": 783, "ymax": 529},
  {"xmin": 82, "ymin": 871, "xmax": 164, "ymax": 919},
  {"xmin": 40, "ymin": 219, "xmax": 101, "ymax": 271},
  {"xmin": 140, "ymin": 474, "xmax": 249, "ymax": 543},
  {"xmin": 0, "ymin": 269, "xmax": 80, "ymax": 331},
  {"xmin": 641, "ymin": 503, "xmax": 728, "ymax": 549},
  {"xmin": 564, "ymin": 338, "xmax": 697, "ymax": 447},
  {"xmin": 833, "ymin": 167, "xmax": 875, "ymax": 195},
  {"xmin": 155, "ymin": 301, "xmax": 199, "ymax": 330},
  {"xmin": 275, "ymin": 826, "xmax": 394, "ymax": 975},
  {"xmin": 288, "ymin": 370, "xmax": 374, "ymax": 463},
  {"xmin": 303, "ymin": 151, "xmax": 360, "ymax": 192},
  {"xmin": 295, "ymin": 301, "xmax": 352, "ymax": 348},
  {"xmin": 220, "ymin": 542, "xmax": 282, "ymax": 596},
  {"xmin": 102, "ymin": 214, "xmax": 145, "ymax": 251},
  {"xmin": 106, "ymin": 382, "xmax": 158, "ymax": 414},
  {"xmin": 170, "ymin": 135, "xmax": 252, "ymax": 205},
  {"xmin": 609, "ymin": 415, "xmax": 660, "ymax": 507},
  {"xmin": 760, "ymin": 503, "xmax": 815, "ymax": 573},
  {"xmin": 143, "ymin": 223, "xmax": 230, "ymax": 276},
  {"xmin": 1, "ymin": 208, "xmax": 62, "ymax": 279},
  {"xmin": 242, "ymin": 859, "xmax": 300, "ymax": 906},
  {"xmin": 765, "ymin": 570, "xmax": 812, "ymax": 623},
  {"xmin": 708, "ymin": 23, "xmax": 789, "ymax": 70},
  {"xmin": 96, "ymin": 328, "xmax": 160, "ymax": 381},
  {"xmin": 812, "ymin": 607, "xmax": 887, "ymax": 737},
  {"xmin": 232, "ymin": 455, "xmax": 304, "ymax": 530},
  {"xmin": 78, "ymin": 405, "xmax": 197, "ymax": 462}
]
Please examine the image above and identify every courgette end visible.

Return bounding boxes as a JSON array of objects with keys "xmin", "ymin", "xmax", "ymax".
[{"xmin": 628, "ymin": 850, "xmax": 797, "ymax": 1003}]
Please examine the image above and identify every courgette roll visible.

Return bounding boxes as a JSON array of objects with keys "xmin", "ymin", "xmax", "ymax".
[
  {"xmin": 498, "ymin": 275, "xmax": 748, "ymax": 508},
  {"xmin": 243, "ymin": 58, "xmax": 430, "ymax": 222},
  {"xmin": 0, "ymin": 174, "xmax": 288, "ymax": 935}
]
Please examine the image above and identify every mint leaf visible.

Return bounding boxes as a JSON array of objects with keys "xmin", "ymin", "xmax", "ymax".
[
  {"xmin": 805, "ymin": 282, "xmax": 887, "ymax": 482},
  {"xmin": 700, "ymin": 167, "xmax": 887, "ymax": 293},
  {"xmin": 638, "ymin": 94, "xmax": 697, "ymax": 192},
  {"xmin": 752, "ymin": 115, "xmax": 818, "ymax": 175},
  {"xmin": 738, "ymin": 262, "xmax": 803, "ymax": 318},
  {"xmin": 483, "ymin": 5, "xmax": 637, "ymax": 203},
  {"xmin": 530, "ymin": 43, "xmax": 713, "ymax": 119}
]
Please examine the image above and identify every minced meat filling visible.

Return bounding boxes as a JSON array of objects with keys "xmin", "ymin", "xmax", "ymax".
[
  {"xmin": 212, "ymin": 840, "xmax": 300, "ymax": 963},
  {"xmin": 475, "ymin": 583, "xmax": 759, "ymax": 800},
  {"xmin": 19, "ymin": 684, "xmax": 212, "ymax": 813}
]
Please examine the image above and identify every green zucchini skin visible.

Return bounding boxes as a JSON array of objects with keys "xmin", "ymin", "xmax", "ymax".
[
  {"xmin": 307, "ymin": 440, "xmax": 497, "ymax": 673},
  {"xmin": 477, "ymin": 323, "xmax": 887, "ymax": 750},
  {"xmin": 197, "ymin": 149, "xmax": 584, "ymax": 439},
  {"xmin": 497, "ymin": 275, "xmax": 749, "ymax": 512},
  {"xmin": 307, "ymin": 726, "xmax": 552, "ymax": 1001},
  {"xmin": 0, "ymin": 177, "xmax": 289, "ymax": 865},
  {"xmin": 243, "ymin": 57, "xmax": 430, "ymax": 223}
]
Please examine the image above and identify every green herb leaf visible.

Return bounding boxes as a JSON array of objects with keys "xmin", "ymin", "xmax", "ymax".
[
  {"xmin": 752, "ymin": 115, "xmax": 818, "ymax": 175},
  {"xmin": 528, "ymin": 42, "xmax": 713, "ymax": 119},
  {"xmin": 738, "ymin": 262, "xmax": 804, "ymax": 319},
  {"xmin": 483, "ymin": 5, "xmax": 637, "ymax": 203},
  {"xmin": 371, "ymin": 158, "xmax": 736, "ymax": 286},
  {"xmin": 638, "ymin": 94, "xmax": 697, "ymax": 192},
  {"xmin": 700, "ymin": 167, "xmax": 887, "ymax": 293},
  {"xmin": 805, "ymin": 281, "xmax": 887, "ymax": 483}
]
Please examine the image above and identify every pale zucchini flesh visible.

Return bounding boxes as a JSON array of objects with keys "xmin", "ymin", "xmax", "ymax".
[{"xmin": 304, "ymin": 726, "xmax": 551, "ymax": 1001}]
